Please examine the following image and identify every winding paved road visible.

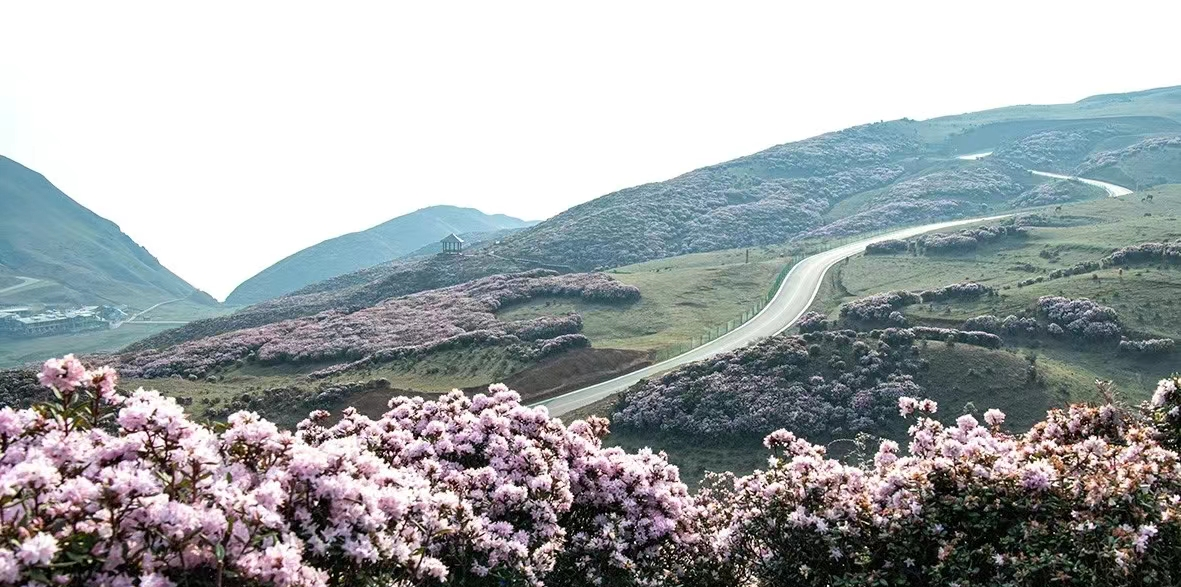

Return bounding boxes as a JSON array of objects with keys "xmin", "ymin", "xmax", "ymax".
[
  {"xmin": 0, "ymin": 276, "xmax": 41, "ymax": 296},
  {"xmin": 536, "ymin": 170, "xmax": 1133, "ymax": 418},
  {"xmin": 1029, "ymin": 170, "xmax": 1132, "ymax": 197}
]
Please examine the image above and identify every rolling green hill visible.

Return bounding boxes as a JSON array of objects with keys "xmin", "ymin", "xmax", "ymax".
[
  {"xmin": 224, "ymin": 206, "xmax": 535, "ymax": 306},
  {"xmin": 492, "ymin": 85, "xmax": 1181, "ymax": 271},
  {"xmin": 0, "ymin": 155, "xmax": 215, "ymax": 307}
]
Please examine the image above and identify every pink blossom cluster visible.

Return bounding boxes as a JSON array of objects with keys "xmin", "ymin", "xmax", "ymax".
[
  {"xmin": 1077, "ymin": 135, "xmax": 1181, "ymax": 175},
  {"xmin": 3, "ymin": 356, "xmax": 691, "ymax": 587},
  {"xmin": 681, "ymin": 398, "xmax": 1181, "ymax": 586},
  {"xmin": 128, "ymin": 254, "xmax": 539, "ymax": 353},
  {"xmin": 11, "ymin": 356, "xmax": 1181, "ymax": 586},
  {"xmin": 614, "ymin": 332, "xmax": 927, "ymax": 438},
  {"xmin": 114, "ymin": 270, "xmax": 638, "ymax": 379},
  {"xmin": 1150, "ymin": 375, "xmax": 1181, "ymax": 452}
]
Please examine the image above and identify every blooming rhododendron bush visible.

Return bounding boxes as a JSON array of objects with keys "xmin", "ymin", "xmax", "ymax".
[
  {"xmin": 614, "ymin": 329, "xmax": 1003, "ymax": 438},
  {"xmin": 8, "ymin": 355, "xmax": 1181, "ymax": 586},
  {"xmin": 679, "ymin": 397, "xmax": 1181, "ymax": 587},
  {"xmin": 112, "ymin": 270, "xmax": 640, "ymax": 380},
  {"xmin": 2, "ymin": 355, "xmax": 691, "ymax": 587}
]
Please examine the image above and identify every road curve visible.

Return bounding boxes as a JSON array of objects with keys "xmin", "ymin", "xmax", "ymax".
[
  {"xmin": 536, "ymin": 170, "xmax": 1134, "ymax": 418},
  {"xmin": 536, "ymin": 213, "xmax": 1013, "ymax": 417},
  {"xmin": 1029, "ymin": 170, "xmax": 1132, "ymax": 197},
  {"xmin": 0, "ymin": 276, "xmax": 41, "ymax": 296}
]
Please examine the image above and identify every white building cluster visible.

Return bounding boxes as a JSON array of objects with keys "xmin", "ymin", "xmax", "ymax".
[{"xmin": 0, "ymin": 306, "xmax": 125, "ymax": 338}]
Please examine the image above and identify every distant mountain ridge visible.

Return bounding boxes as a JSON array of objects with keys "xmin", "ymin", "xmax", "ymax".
[
  {"xmin": 224, "ymin": 206, "xmax": 536, "ymax": 306},
  {"xmin": 0, "ymin": 155, "xmax": 214, "ymax": 307}
]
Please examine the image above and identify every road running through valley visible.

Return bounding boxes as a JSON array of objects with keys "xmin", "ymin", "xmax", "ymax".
[{"xmin": 536, "ymin": 169, "xmax": 1133, "ymax": 417}]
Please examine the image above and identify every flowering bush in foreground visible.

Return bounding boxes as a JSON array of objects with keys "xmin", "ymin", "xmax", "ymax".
[
  {"xmin": 682, "ymin": 397, "xmax": 1181, "ymax": 587},
  {"xmin": 2, "ymin": 355, "xmax": 691, "ymax": 587},
  {"xmin": 9, "ymin": 356, "xmax": 1181, "ymax": 586}
]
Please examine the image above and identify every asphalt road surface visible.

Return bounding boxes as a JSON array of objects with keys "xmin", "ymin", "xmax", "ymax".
[{"xmin": 1029, "ymin": 170, "xmax": 1133, "ymax": 197}]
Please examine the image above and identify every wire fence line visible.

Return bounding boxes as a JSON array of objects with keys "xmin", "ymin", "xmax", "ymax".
[{"xmin": 648, "ymin": 222, "xmax": 935, "ymax": 362}]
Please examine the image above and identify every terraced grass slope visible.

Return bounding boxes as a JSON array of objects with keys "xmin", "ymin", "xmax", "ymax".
[
  {"xmin": 225, "ymin": 205, "xmax": 535, "ymax": 306},
  {"xmin": 0, "ymin": 155, "xmax": 215, "ymax": 307}
]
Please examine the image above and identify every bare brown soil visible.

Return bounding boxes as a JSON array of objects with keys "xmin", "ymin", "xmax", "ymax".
[
  {"xmin": 334, "ymin": 347, "xmax": 652, "ymax": 420},
  {"xmin": 477, "ymin": 347, "xmax": 653, "ymax": 402}
]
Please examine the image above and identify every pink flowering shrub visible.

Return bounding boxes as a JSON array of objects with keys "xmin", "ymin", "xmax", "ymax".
[
  {"xmin": 128, "ymin": 254, "xmax": 539, "ymax": 352},
  {"xmin": 1150, "ymin": 375, "xmax": 1181, "ymax": 452},
  {"xmin": 681, "ymin": 397, "xmax": 1181, "ymax": 586},
  {"xmin": 914, "ymin": 223, "xmax": 1028, "ymax": 254},
  {"xmin": 796, "ymin": 311, "xmax": 828, "ymax": 333},
  {"xmin": 993, "ymin": 128, "xmax": 1115, "ymax": 171},
  {"xmin": 11, "ymin": 356, "xmax": 1181, "ymax": 586},
  {"xmin": 614, "ymin": 332, "xmax": 927, "ymax": 438},
  {"xmin": 114, "ymin": 270, "xmax": 639, "ymax": 379},
  {"xmin": 1037, "ymin": 295, "xmax": 1123, "ymax": 341},
  {"xmin": 1077, "ymin": 135, "xmax": 1181, "ymax": 180},
  {"xmin": 840, "ymin": 290, "xmax": 923, "ymax": 323},
  {"xmin": 3, "ymin": 356, "xmax": 692, "ymax": 587},
  {"xmin": 839, "ymin": 283, "xmax": 993, "ymax": 325},
  {"xmin": 1105, "ymin": 241, "xmax": 1181, "ymax": 266}
]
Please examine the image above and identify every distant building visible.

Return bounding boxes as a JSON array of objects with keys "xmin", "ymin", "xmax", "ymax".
[
  {"xmin": 0, "ymin": 306, "xmax": 108, "ymax": 338},
  {"xmin": 440, "ymin": 233, "xmax": 465, "ymax": 254}
]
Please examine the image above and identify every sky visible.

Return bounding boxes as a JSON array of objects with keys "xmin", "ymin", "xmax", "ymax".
[{"xmin": 1, "ymin": 1, "xmax": 1178, "ymax": 301}]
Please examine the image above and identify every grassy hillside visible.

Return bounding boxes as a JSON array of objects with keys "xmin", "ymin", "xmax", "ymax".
[
  {"xmin": 133, "ymin": 85, "xmax": 1180, "ymax": 361},
  {"xmin": 0, "ymin": 155, "xmax": 215, "ymax": 307},
  {"xmin": 491, "ymin": 86, "xmax": 1181, "ymax": 272},
  {"xmin": 225, "ymin": 205, "xmax": 535, "ymax": 305},
  {"xmin": 1077, "ymin": 135, "xmax": 1181, "ymax": 189},
  {"xmin": 499, "ymin": 246, "xmax": 791, "ymax": 351},
  {"xmin": 812, "ymin": 183, "xmax": 1181, "ymax": 401},
  {"xmin": 126, "ymin": 253, "xmax": 540, "ymax": 351}
]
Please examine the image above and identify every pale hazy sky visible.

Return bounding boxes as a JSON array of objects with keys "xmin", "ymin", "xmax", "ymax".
[{"xmin": 1, "ymin": 1, "xmax": 1177, "ymax": 301}]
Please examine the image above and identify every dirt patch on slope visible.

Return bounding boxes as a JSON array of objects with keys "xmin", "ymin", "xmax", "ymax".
[
  {"xmin": 474, "ymin": 347, "xmax": 653, "ymax": 402},
  {"xmin": 333, "ymin": 348, "xmax": 652, "ymax": 420}
]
